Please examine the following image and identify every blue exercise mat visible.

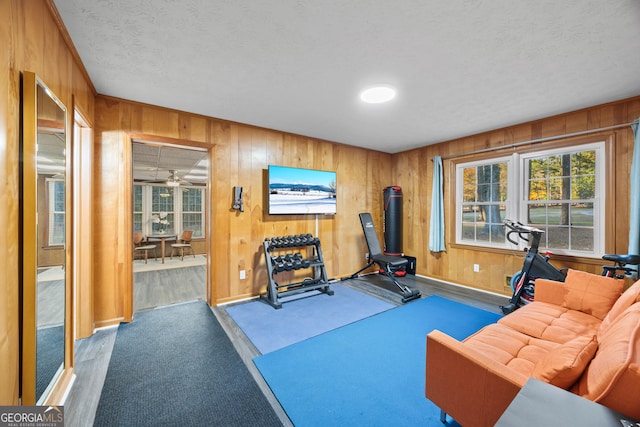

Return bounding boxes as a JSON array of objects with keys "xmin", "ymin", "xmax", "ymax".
[{"xmin": 254, "ymin": 295, "xmax": 502, "ymax": 426}]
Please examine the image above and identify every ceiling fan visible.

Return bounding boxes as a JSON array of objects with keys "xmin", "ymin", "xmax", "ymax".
[{"xmin": 165, "ymin": 170, "xmax": 191, "ymax": 187}]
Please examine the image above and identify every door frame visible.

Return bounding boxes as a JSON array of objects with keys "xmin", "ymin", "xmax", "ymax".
[{"xmin": 125, "ymin": 133, "xmax": 213, "ymax": 320}]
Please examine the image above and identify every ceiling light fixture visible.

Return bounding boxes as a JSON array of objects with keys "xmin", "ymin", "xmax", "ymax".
[{"xmin": 360, "ymin": 85, "xmax": 397, "ymax": 104}]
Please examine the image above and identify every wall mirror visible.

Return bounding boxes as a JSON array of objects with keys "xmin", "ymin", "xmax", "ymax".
[{"xmin": 22, "ymin": 72, "xmax": 68, "ymax": 404}]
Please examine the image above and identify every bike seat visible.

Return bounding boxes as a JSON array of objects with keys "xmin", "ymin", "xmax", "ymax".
[{"xmin": 602, "ymin": 254, "xmax": 640, "ymax": 265}]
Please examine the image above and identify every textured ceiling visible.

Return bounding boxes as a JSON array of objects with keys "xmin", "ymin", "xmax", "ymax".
[
  {"xmin": 53, "ymin": 0, "xmax": 640, "ymax": 153},
  {"xmin": 131, "ymin": 142, "xmax": 208, "ymax": 184}
]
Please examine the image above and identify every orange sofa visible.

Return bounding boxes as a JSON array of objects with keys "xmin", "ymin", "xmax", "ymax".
[{"xmin": 425, "ymin": 269, "xmax": 640, "ymax": 427}]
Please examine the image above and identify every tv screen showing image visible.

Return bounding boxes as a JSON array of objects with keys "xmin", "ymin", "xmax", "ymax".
[{"xmin": 268, "ymin": 165, "xmax": 337, "ymax": 215}]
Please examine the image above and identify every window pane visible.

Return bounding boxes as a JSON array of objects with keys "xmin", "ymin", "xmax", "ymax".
[
  {"xmin": 546, "ymin": 203, "xmax": 570, "ymax": 225},
  {"xmin": 183, "ymin": 213, "xmax": 203, "ymax": 237},
  {"xmin": 527, "ymin": 204, "xmax": 546, "ymax": 224},
  {"xmin": 463, "ymin": 168, "xmax": 477, "ymax": 186},
  {"xmin": 524, "ymin": 146, "xmax": 599, "ymax": 255},
  {"xmin": 151, "ymin": 186, "xmax": 174, "ymax": 233},
  {"xmin": 547, "ymin": 226, "xmax": 569, "ymax": 249},
  {"xmin": 529, "ymin": 158, "xmax": 547, "ymax": 179},
  {"xmin": 133, "ymin": 185, "xmax": 143, "ymax": 211},
  {"xmin": 528, "ymin": 179, "xmax": 547, "ymax": 201},
  {"xmin": 51, "ymin": 213, "xmax": 65, "ymax": 245},
  {"xmin": 461, "ymin": 223, "xmax": 475, "ymax": 240},
  {"xmin": 548, "ymin": 177, "xmax": 570, "ymax": 201},
  {"xmin": 463, "ymin": 184, "xmax": 476, "ymax": 202},
  {"xmin": 462, "ymin": 205, "xmax": 479, "ymax": 222},
  {"xmin": 459, "ymin": 160, "xmax": 509, "ymax": 246},
  {"xmin": 182, "ymin": 188, "xmax": 202, "ymax": 210},
  {"xmin": 571, "ymin": 202, "xmax": 593, "ymax": 227},
  {"xmin": 53, "ymin": 181, "xmax": 65, "ymax": 211},
  {"xmin": 571, "ymin": 150, "xmax": 595, "ymax": 176},
  {"xmin": 133, "ymin": 213, "xmax": 142, "ymax": 232},
  {"xmin": 571, "ymin": 175, "xmax": 595, "ymax": 199},
  {"xmin": 548, "ymin": 155, "xmax": 565, "ymax": 178},
  {"xmin": 48, "ymin": 180, "xmax": 65, "ymax": 245},
  {"xmin": 182, "ymin": 188, "xmax": 204, "ymax": 237},
  {"xmin": 571, "ymin": 228, "xmax": 594, "ymax": 251}
]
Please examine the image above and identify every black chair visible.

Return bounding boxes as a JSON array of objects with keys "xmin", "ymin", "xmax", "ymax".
[{"xmin": 345, "ymin": 213, "xmax": 420, "ymax": 303}]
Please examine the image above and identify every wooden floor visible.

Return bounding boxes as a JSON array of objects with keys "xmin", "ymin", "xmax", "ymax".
[
  {"xmin": 134, "ymin": 264, "xmax": 206, "ymax": 311},
  {"xmin": 64, "ymin": 272, "xmax": 508, "ymax": 426}
]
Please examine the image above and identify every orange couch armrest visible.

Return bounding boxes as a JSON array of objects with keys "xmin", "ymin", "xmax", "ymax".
[{"xmin": 426, "ymin": 330, "xmax": 528, "ymax": 427}]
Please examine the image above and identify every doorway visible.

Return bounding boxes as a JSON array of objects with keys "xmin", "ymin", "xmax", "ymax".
[{"xmin": 131, "ymin": 140, "xmax": 209, "ymax": 312}]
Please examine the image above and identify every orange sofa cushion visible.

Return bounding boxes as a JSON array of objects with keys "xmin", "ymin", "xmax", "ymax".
[
  {"xmin": 599, "ymin": 279, "xmax": 640, "ymax": 336},
  {"xmin": 532, "ymin": 334, "xmax": 598, "ymax": 389},
  {"xmin": 498, "ymin": 301, "xmax": 601, "ymax": 344},
  {"xmin": 463, "ymin": 323, "xmax": 556, "ymax": 378},
  {"xmin": 572, "ymin": 302, "xmax": 640, "ymax": 419},
  {"xmin": 562, "ymin": 269, "xmax": 624, "ymax": 320}
]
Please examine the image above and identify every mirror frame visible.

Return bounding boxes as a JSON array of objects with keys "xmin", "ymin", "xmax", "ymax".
[{"xmin": 21, "ymin": 71, "xmax": 73, "ymax": 405}]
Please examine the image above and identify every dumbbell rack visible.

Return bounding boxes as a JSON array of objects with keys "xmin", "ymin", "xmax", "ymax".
[{"xmin": 261, "ymin": 233, "xmax": 334, "ymax": 309}]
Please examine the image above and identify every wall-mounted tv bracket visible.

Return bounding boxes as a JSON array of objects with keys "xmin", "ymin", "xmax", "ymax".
[{"xmin": 261, "ymin": 233, "xmax": 333, "ymax": 309}]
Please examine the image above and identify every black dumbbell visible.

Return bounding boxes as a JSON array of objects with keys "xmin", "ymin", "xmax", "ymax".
[{"xmin": 293, "ymin": 253, "xmax": 303, "ymax": 269}]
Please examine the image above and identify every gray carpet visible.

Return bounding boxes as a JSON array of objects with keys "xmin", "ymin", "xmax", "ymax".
[
  {"xmin": 93, "ymin": 301, "xmax": 282, "ymax": 426},
  {"xmin": 36, "ymin": 324, "xmax": 64, "ymax": 399}
]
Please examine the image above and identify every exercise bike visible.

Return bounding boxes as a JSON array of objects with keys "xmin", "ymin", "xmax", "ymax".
[
  {"xmin": 500, "ymin": 220, "xmax": 567, "ymax": 315},
  {"xmin": 601, "ymin": 254, "xmax": 640, "ymax": 279},
  {"xmin": 501, "ymin": 220, "xmax": 640, "ymax": 315}
]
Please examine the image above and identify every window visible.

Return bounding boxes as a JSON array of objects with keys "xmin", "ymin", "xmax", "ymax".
[
  {"xmin": 48, "ymin": 179, "xmax": 65, "ymax": 246},
  {"xmin": 457, "ymin": 158, "xmax": 511, "ymax": 246},
  {"xmin": 133, "ymin": 184, "xmax": 143, "ymax": 232},
  {"xmin": 151, "ymin": 186, "xmax": 175, "ymax": 233},
  {"xmin": 133, "ymin": 184, "xmax": 205, "ymax": 237},
  {"xmin": 182, "ymin": 188, "xmax": 204, "ymax": 238},
  {"xmin": 522, "ymin": 146, "xmax": 602, "ymax": 254},
  {"xmin": 455, "ymin": 142, "xmax": 605, "ymax": 257}
]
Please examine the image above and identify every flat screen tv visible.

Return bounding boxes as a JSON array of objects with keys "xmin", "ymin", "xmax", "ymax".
[{"xmin": 268, "ymin": 165, "xmax": 337, "ymax": 215}]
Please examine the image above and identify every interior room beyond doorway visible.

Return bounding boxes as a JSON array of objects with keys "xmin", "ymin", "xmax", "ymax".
[{"xmin": 131, "ymin": 141, "xmax": 209, "ymax": 312}]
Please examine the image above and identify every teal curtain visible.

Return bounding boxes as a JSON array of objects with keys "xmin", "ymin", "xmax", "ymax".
[
  {"xmin": 629, "ymin": 119, "xmax": 640, "ymax": 278},
  {"xmin": 429, "ymin": 156, "xmax": 446, "ymax": 252}
]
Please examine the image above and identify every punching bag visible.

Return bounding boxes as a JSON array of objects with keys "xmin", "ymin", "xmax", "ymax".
[{"xmin": 383, "ymin": 186, "xmax": 402, "ymax": 256}]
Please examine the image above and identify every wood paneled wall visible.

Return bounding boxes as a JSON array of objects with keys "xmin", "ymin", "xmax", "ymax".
[
  {"xmin": 93, "ymin": 96, "xmax": 392, "ymax": 325},
  {"xmin": 392, "ymin": 97, "xmax": 640, "ymax": 295},
  {"xmin": 3, "ymin": 0, "xmax": 640, "ymax": 408},
  {"xmin": 0, "ymin": 0, "xmax": 95, "ymax": 405}
]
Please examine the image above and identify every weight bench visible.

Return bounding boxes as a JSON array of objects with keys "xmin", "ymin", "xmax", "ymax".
[{"xmin": 344, "ymin": 212, "xmax": 421, "ymax": 303}]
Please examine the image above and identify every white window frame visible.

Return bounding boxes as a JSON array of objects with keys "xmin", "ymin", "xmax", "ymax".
[
  {"xmin": 136, "ymin": 184, "xmax": 205, "ymax": 238},
  {"xmin": 47, "ymin": 178, "xmax": 65, "ymax": 246},
  {"xmin": 455, "ymin": 155, "xmax": 517, "ymax": 250},
  {"xmin": 518, "ymin": 142, "xmax": 605, "ymax": 257},
  {"xmin": 180, "ymin": 187, "xmax": 205, "ymax": 238},
  {"xmin": 455, "ymin": 141, "xmax": 605, "ymax": 257}
]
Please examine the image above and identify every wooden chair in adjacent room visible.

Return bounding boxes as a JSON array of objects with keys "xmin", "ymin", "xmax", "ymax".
[
  {"xmin": 171, "ymin": 230, "xmax": 195, "ymax": 261},
  {"xmin": 133, "ymin": 231, "xmax": 157, "ymax": 264}
]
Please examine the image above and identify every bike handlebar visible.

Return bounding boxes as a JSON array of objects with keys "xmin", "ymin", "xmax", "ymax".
[{"xmin": 504, "ymin": 220, "xmax": 545, "ymax": 246}]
